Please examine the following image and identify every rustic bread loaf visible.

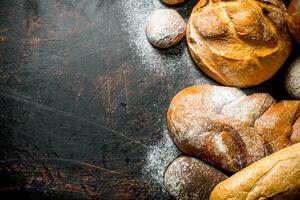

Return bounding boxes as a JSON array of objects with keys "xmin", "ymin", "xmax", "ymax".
[
  {"xmin": 288, "ymin": 0, "xmax": 300, "ymax": 43},
  {"xmin": 162, "ymin": 0, "xmax": 185, "ymax": 5},
  {"xmin": 164, "ymin": 156, "xmax": 227, "ymax": 200},
  {"xmin": 186, "ymin": 0, "xmax": 292, "ymax": 87},
  {"xmin": 210, "ymin": 143, "xmax": 300, "ymax": 200},
  {"xmin": 285, "ymin": 55, "xmax": 300, "ymax": 99},
  {"xmin": 167, "ymin": 85, "xmax": 300, "ymax": 172}
]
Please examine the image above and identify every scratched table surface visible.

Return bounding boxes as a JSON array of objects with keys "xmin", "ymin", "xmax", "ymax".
[{"xmin": 0, "ymin": 0, "xmax": 297, "ymax": 199}]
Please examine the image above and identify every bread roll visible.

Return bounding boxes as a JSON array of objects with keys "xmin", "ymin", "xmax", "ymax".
[
  {"xmin": 288, "ymin": 0, "xmax": 300, "ymax": 43},
  {"xmin": 210, "ymin": 143, "xmax": 300, "ymax": 200},
  {"xmin": 146, "ymin": 9, "xmax": 186, "ymax": 48},
  {"xmin": 285, "ymin": 55, "xmax": 300, "ymax": 99},
  {"xmin": 162, "ymin": 0, "xmax": 185, "ymax": 5},
  {"xmin": 186, "ymin": 0, "xmax": 292, "ymax": 87},
  {"xmin": 167, "ymin": 85, "xmax": 300, "ymax": 172},
  {"xmin": 164, "ymin": 156, "xmax": 227, "ymax": 200}
]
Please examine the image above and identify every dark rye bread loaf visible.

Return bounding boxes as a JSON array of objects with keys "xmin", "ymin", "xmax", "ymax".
[
  {"xmin": 167, "ymin": 85, "xmax": 300, "ymax": 172},
  {"xmin": 164, "ymin": 156, "xmax": 227, "ymax": 200}
]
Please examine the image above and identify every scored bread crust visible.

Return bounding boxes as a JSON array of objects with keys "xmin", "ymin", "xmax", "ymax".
[
  {"xmin": 187, "ymin": 0, "xmax": 292, "ymax": 87},
  {"xmin": 167, "ymin": 85, "xmax": 300, "ymax": 172},
  {"xmin": 210, "ymin": 143, "xmax": 300, "ymax": 200}
]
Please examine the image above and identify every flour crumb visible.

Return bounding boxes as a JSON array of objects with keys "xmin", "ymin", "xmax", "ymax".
[{"xmin": 142, "ymin": 127, "xmax": 181, "ymax": 191}]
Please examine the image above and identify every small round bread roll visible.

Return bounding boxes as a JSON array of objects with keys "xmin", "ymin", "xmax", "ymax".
[
  {"xmin": 164, "ymin": 156, "xmax": 228, "ymax": 200},
  {"xmin": 162, "ymin": 0, "xmax": 185, "ymax": 5},
  {"xmin": 285, "ymin": 55, "xmax": 300, "ymax": 99},
  {"xmin": 146, "ymin": 9, "xmax": 186, "ymax": 48},
  {"xmin": 288, "ymin": 0, "xmax": 300, "ymax": 43}
]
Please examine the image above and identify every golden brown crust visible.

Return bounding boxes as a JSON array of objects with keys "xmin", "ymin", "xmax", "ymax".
[
  {"xmin": 162, "ymin": 0, "xmax": 185, "ymax": 5},
  {"xmin": 288, "ymin": 0, "xmax": 300, "ymax": 43},
  {"xmin": 187, "ymin": 0, "xmax": 292, "ymax": 87},
  {"xmin": 167, "ymin": 85, "xmax": 300, "ymax": 172},
  {"xmin": 210, "ymin": 143, "xmax": 300, "ymax": 200},
  {"xmin": 254, "ymin": 101, "xmax": 300, "ymax": 152}
]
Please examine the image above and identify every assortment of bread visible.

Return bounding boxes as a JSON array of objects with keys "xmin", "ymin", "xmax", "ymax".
[
  {"xmin": 144, "ymin": 0, "xmax": 300, "ymax": 199},
  {"xmin": 166, "ymin": 85, "xmax": 300, "ymax": 200}
]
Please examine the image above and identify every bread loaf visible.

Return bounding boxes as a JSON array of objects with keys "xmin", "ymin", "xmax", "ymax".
[
  {"xmin": 285, "ymin": 55, "xmax": 300, "ymax": 99},
  {"xmin": 167, "ymin": 85, "xmax": 300, "ymax": 172},
  {"xmin": 210, "ymin": 143, "xmax": 300, "ymax": 200},
  {"xmin": 288, "ymin": 0, "xmax": 300, "ymax": 43},
  {"xmin": 162, "ymin": 0, "xmax": 185, "ymax": 5},
  {"xmin": 186, "ymin": 0, "xmax": 292, "ymax": 87},
  {"xmin": 164, "ymin": 156, "xmax": 227, "ymax": 200}
]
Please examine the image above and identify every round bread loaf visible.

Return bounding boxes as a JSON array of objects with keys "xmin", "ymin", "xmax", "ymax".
[
  {"xmin": 288, "ymin": 0, "xmax": 300, "ymax": 43},
  {"xmin": 162, "ymin": 0, "xmax": 185, "ymax": 5},
  {"xmin": 210, "ymin": 143, "xmax": 300, "ymax": 200},
  {"xmin": 285, "ymin": 55, "xmax": 300, "ymax": 99},
  {"xmin": 186, "ymin": 0, "xmax": 292, "ymax": 87},
  {"xmin": 167, "ymin": 85, "xmax": 300, "ymax": 172},
  {"xmin": 146, "ymin": 9, "xmax": 186, "ymax": 48},
  {"xmin": 164, "ymin": 156, "xmax": 227, "ymax": 200}
]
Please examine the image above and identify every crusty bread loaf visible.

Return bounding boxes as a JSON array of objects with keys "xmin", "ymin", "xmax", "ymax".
[
  {"xmin": 164, "ymin": 156, "xmax": 227, "ymax": 200},
  {"xmin": 167, "ymin": 85, "xmax": 300, "ymax": 172},
  {"xmin": 288, "ymin": 0, "xmax": 300, "ymax": 43},
  {"xmin": 285, "ymin": 55, "xmax": 300, "ymax": 99},
  {"xmin": 186, "ymin": 0, "xmax": 292, "ymax": 87},
  {"xmin": 210, "ymin": 143, "xmax": 300, "ymax": 200},
  {"xmin": 162, "ymin": 0, "xmax": 185, "ymax": 5}
]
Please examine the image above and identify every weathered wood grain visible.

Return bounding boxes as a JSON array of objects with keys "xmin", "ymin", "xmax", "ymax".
[{"xmin": 0, "ymin": 0, "xmax": 296, "ymax": 199}]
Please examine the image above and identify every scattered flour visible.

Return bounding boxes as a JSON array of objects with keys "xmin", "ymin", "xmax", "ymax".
[
  {"xmin": 116, "ymin": 0, "xmax": 212, "ymax": 193},
  {"xmin": 142, "ymin": 126, "xmax": 181, "ymax": 190},
  {"xmin": 117, "ymin": 0, "xmax": 197, "ymax": 76}
]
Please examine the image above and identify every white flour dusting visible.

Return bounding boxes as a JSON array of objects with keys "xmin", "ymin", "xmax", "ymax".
[
  {"xmin": 142, "ymin": 127, "xmax": 181, "ymax": 189},
  {"xmin": 117, "ymin": 0, "xmax": 197, "ymax": 76}
]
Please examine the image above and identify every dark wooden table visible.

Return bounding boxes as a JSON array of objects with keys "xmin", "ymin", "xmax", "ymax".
[{"xmin": 0, "ymin": 0, "xmax": 296, "ymax": 199}]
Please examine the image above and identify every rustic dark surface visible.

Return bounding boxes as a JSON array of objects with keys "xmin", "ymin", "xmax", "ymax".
[{"xmin": 0, "ymin": 0, "xmax": 297, "ymax": 199}]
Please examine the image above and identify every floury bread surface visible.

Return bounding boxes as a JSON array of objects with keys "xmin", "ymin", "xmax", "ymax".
[
  {"xmin": 187, "ymin": 0, "xmax": 292, "ymax": 87},
  {"xmin": 167, "ymin": 85, "xmax": 300, "ymax": 172},
  {"xmin": 285, "ymin": 55, "xmax": 300, "ymax": 99},
  {"xmin": 146, "ymin": 9, "xmax": 186, "ymax": 48},
  {"xmin": 164, "ymin": 156, "xmax": 227, "ymax": 200}
]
